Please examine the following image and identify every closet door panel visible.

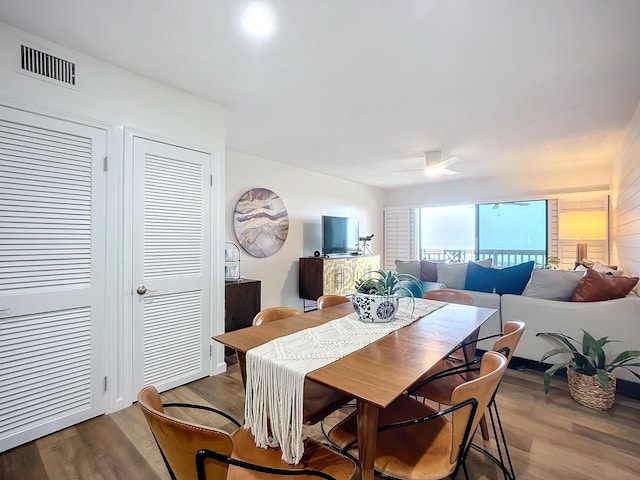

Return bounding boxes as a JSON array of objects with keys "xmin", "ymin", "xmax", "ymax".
[{"xmin": 0, "ymin": 105, "xmax": 107, "ymax": 452}]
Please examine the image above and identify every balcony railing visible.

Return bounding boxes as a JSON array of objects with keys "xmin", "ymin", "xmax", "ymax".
[{"xmin": 420, "ymin": 249, "xmax": 547, "ymax": 267}]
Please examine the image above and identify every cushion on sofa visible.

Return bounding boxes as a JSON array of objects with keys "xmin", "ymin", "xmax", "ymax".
[
  {"xmin": 395, "ymin": 259, "xmax": 421, "ymax": 278},
  {"xmin": 522, "ymin": 269, "xmax": 586, "ymax": 301},
  {"xmin": 571, "ymin": 268, "xmax": 639, "ymax": 302},
  {"xmin": 591, "ymin": 261, "xmax": 623, "ymax": 277},
  {"xmin": 399, "ymin": 279, "xmax": 423, "ymax": 298},
  {"xmin": 437, "ymin": 258, "xmax": 492, "ymax": 290},
  {"xmin": 494, "ymin": 261, "xmax": 536, "ymax": 295},
  {"xmin": 420, "ymin": 261, "xmax": 439, "ymax": 282},
  {"xmin": 464, "ymin": 260, "xmax": 534, "ymax": 295},
  {"xmin": 464, "ymin": 261, "xmax": 497, "ymax": 293}
]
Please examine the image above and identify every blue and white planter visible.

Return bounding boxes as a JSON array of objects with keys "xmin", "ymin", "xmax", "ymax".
[{"xmin": 352, "ymin": 293, "xmax": 399, "ymax": 323}]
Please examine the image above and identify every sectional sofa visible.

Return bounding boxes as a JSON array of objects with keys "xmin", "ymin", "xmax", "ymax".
[{"xmin": 395, "ymin": 259, "xmax": 640, "ymax": 384}]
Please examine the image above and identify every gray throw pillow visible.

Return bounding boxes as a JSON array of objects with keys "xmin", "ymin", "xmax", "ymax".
[
  {"xmin": 394, "ymin": 259, "xmax": 421, "ymax": 278},
  {"xmin": 522, "ymin": 269, "xmax": 585, "ymax": 301},
  {"xmin": 437, "ymin": 259, "xmax": 492, "ymax": 290}
]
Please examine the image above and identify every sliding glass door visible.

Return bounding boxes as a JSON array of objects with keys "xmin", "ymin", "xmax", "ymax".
[
  {"xmin": 418, "ymin": 200, "xmax": 548, "ymax": 267},
  {"xmin": 477, "ymin": 201, "xmax": 548, "ymax": 266}
]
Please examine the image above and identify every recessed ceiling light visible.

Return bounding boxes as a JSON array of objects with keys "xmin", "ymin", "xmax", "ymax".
[{"xmin": 242, "ymin": 2, "xmax": 275, "ymax": 37}]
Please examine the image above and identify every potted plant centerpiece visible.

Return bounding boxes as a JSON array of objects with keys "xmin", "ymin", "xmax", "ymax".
[
  {"xmin": 536, "ymin": 329, "xmax": 640, "ymax": 410},
  {"xmin": 352, "ymin": 269, "xmax": 421, "ymax": 323}
]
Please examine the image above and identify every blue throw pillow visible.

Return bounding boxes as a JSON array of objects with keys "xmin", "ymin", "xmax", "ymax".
[
  {"xmin": 399, "ymin": 280, "xmax": 423, "ymax": 298},
  {"xmin": 465, "ymin": 261, "xmax": 497, "ymax": 293},
  {"xmin": 465, "ymin": 260, "xmax": 535, "ymax": 295},
  {"xmin": 495, "ymin": 261, "xmax": 535, "ymax": 295}
]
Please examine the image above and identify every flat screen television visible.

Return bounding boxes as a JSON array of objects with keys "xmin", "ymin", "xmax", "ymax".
[{"xmin": 322, "ymin": 215, "xmax": 360, "ymax": 255}]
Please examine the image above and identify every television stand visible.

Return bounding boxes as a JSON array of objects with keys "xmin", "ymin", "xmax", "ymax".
[{"xmin": 298, "ymin": 254, "xmax": 380, "ymax": 307}]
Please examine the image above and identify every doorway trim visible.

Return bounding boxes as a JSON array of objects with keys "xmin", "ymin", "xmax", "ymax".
[{"xmin": 118, "ymin": 127, "xmax": 225, "ymax": 410}]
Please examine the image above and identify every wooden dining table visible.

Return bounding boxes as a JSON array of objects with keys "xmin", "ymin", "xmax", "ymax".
[{"xmin": 213, "ymin": 300, "xmax": 497, "ymax": 480}]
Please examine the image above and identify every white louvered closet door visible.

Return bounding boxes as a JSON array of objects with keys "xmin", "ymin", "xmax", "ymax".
[
  {"xmin": 132, "ymin": 137, "xmax": 211, "ymax": 394},
  {"xmin": 0, "ymin": 105, "xmax": 107, "ymax": 452}
]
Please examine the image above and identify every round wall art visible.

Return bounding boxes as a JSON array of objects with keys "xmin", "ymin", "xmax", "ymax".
[{"xmin": 233, "ymin": 188, "xmax": 289, "ymax": 258}]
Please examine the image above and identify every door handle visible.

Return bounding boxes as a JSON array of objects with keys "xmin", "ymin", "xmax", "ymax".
[{"xmin": 136, "ymin": 286, "xmax": 157, "ymax": 295}]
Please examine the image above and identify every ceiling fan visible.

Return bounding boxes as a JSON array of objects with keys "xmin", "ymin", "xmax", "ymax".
[
  {"xmin": 492, "ymin": 202, "xmax": 530, "ymax": 209},
  {"xmin": 393, "ymin": 150, "xmax": 460, "ymax": 176}
]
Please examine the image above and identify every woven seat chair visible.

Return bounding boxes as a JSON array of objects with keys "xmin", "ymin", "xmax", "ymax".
[
  {"xmin": 316, "ymin": 295, "xmax": 351, "ymax": 309},
  {"xmin": 408, "ymin": 321, "xmax": 526, "ymax": 480},
  {"xmin": 327, "ymin": 351, "xmax": 508, "ymax": 480},
  {"xmin": 252, "ymin": 307, "xmax": 353, "ymax": 425},
  {"xmin": 138, "ymin": 386, "xmax": 356, "ymax": 480}
]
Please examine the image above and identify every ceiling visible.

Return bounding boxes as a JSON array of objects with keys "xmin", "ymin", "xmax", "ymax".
[{"xmin": 2, "ymin": 0, "xmax": 640, "ymax": 190}]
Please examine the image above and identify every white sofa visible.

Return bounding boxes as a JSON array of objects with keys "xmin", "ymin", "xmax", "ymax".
[
  {"xmin": 395, "ymin": 259, "xmax": 640, "ymax": 384},
  {"xmin": 500, "ymin": 293, "xmax": 640, "ymax": 383}
]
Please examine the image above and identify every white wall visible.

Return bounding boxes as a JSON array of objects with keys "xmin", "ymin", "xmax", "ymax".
[
  {"xmin": 611, "ymin": 100, "xmax": 640, "ymax": 278},
  {"xmin": 383, "ymin": 167, "xmax": 610, "ymax": 209},
  {"xmin": 226, "ymin": 149, "xmax": 384, "ymax": 309},
  {"xmin": 0, "ymin": 22, "xmax": 228, "ymax": 407},
  {"xmin": 0, "ymin": 22, "xmax": 225, "ymax": 147}
]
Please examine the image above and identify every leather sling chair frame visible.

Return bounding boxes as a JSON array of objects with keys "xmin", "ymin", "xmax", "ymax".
[
  {"xmin": 138, "ymin": 385, "xmax": 356, "ymax": 480},
  {"xmin": 326, "ymin": 351, "xmax": 508, "ymax": 480},
  {"xmin": 406, "ymin": 321, "xmax": 526, "ymax": 480}
]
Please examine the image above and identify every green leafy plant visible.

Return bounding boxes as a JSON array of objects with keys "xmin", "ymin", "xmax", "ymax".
[
  {"xmin": 355, "ymin": 269, "xmax": 421, "ymax": 297},
  {"xmin": 547, "ymin": 256, "xmax": 560, "ymax": 266},
  {"xmin": 536, "ymin": 330, "xmax": 640, "ymax": 393}
]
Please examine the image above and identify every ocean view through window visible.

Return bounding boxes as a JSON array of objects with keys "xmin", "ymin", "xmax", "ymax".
[{"xmin": 420, "ymin": 201, "xmax": 548, "ymax": 266}]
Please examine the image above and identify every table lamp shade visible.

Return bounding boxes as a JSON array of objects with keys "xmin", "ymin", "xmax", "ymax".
[{"xmin": 559, "ymin": 211, "xmax": 607, "ymax": 262}]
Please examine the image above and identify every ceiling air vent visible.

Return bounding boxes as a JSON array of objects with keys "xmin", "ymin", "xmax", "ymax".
[{"xmin": 20, "ymin": 44, "xmax": 76, "ymax": 86}]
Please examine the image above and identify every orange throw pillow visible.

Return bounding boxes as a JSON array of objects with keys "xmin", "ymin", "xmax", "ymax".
[{"xmin": 571, "ymin": 268, "xmax": 638, "ymax": 302}]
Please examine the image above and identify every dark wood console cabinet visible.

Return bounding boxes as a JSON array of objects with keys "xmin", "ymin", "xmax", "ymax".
[{"xmin": 224, "ymin": 279, "xmax": 261, "ymax": 356}]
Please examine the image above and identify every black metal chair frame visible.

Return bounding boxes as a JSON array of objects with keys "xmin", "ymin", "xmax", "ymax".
[
  {"xmin": 152, "ymin": 401, "xmax": 340, "ymax": 480},
  {"xmin": 406, "ymin": 334, "xmax": 517, "ymax": 480},
  {"xmin": 327, "ymin": 398, "xmax": 480, "ymax": 480}
]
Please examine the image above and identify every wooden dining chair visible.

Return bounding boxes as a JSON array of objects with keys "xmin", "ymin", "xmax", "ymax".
[
  {"xmin": 138, "ymin": 386, "xmax": 356, "ymax": 480},
  {"xmin": 252, "ymin": 307, "xmax": 354, "ymax": 425},
  {"xmin": 327, "ymin": 351, "xmax": 508, "ymax": 480},
  {"xmin": 422, "ymin": 289, "xmax": 477, "ymax": 364},
  {"xmin": 316, "ymin": 295, "xmax": 350, "ymax": 309},
  {"xmin": 422, "ymin": 289, "xmax": 474, "ymax": 305},
  {"xmin": 408, "ymin": 321, "xmax": 526, "ymax": 479},
  {"xmin": 252, "ymin": 306, "xmax": 304, "ymax": 326}
]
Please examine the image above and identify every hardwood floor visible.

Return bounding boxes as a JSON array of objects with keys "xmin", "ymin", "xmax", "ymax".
[{"xmin": 1, "ymin": 364, "xmax": 639, "ymax": 479}]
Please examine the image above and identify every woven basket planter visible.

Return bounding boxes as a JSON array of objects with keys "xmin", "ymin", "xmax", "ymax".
[{"xmin": 566, "ymin": 369, "xmax": 616, "ymax": 410}]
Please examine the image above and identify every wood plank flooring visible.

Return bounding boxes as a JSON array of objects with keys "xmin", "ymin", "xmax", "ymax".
[{"xmin": 1, "ymin": 364, "xmax": 639, "ymax": 479}]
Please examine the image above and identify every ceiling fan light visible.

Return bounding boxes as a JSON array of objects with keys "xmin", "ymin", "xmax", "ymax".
[{"xmin": 424, "ymin": 167, "xmax": 443, "ymax": 177}]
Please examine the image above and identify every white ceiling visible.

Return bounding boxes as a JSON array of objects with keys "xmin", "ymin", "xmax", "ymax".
[{"xmin": 2, "ymin": 0, "xmax": 640, "ymax": 190}]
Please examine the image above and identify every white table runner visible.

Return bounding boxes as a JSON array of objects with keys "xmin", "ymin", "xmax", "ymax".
[{"xmin": 244, "ymin": 297, "xmax": 443, "ymax": 464}]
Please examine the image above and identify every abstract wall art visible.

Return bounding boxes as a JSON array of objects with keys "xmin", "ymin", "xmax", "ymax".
[{"xmin": 233, "ymin": 188, "xmax": 289, "ymax": 258}]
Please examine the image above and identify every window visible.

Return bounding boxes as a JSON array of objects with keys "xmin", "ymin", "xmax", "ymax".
[
  {"xmin": 477, "ymin": 201, "xmax": 548, "ymax": 266},
  {"xmin": 418, "ymin": 200, "xmax": 548, "ymax": 267},
  {"xmin": 419, "ymin": 205, "xmax": 475, "ymax": 262}
]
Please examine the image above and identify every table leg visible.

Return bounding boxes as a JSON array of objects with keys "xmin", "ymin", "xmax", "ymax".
[
  {"xmin": 356, "ymin": 399, "xmax": 379, "ymax": 480},
  {"xmin": 237, "ymin": 351, "xmax": 247, "ymax": 387}
]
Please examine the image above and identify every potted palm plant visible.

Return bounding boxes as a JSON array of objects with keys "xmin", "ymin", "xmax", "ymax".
[
  {"xmin": 536, "ymin": 329, "xmax": 640, "ymax": 410},
  {"xmin": 352, "ymin": 269, "xmax": 421, "ymax": 323}
]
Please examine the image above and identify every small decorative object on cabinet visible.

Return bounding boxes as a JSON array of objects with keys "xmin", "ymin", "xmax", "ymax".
[
  {"xmin": 536, "ymin": 329, "xmax": 640, "ymax": 410},
  {"xmin": 224, "ymin": 241, "xmax": 241, "ymax": 281},
  {"xmin": 224, "ymin": 279, "xmax": 261, "ymax": 360}
]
